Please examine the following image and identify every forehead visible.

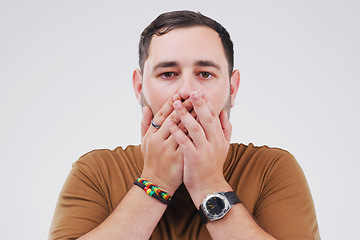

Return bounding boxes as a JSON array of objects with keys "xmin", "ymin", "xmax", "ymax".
[{"xmin": 145, "ymin": 26, "xmax": 227, "ymax": 69}]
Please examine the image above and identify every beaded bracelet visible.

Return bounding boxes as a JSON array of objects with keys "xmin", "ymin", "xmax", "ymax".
[
  {"xmin": 134, "ymin": 178, "xmax": 172, "ymax": 205},
  {"xmin": 138, "ymin": 178, "xmax": 172, "ymax": 201},
  {"xmin": 134, "ymin": 180, "xmax": 171, "ymax": 205}
]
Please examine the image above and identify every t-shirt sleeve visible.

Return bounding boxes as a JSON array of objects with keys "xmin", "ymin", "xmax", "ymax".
[
  {"xmin": 48, "ymin": 153, "xmax": 111, "ymax": 240},
  {"xmin": 254, "ymin": 150, "xmax": 320, "ymax": 240}
]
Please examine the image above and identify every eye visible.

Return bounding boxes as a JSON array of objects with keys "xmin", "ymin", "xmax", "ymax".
[
  {"xmin": 199, "ymin": 72, "xmax": 213, "ymax": 79},
  {"xmin": 160, "ymin": 72, "xmax": 177, "ymax": 79}
]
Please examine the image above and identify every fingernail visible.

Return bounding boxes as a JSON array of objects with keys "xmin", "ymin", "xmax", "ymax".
[
  {"xmin": 173, "ymin": 100, "xmax": 182, "ymax": 109},
  {"xmin": 222, "ymin": 110, "xmax": 229, "ymax": 119},
  {"xmin": 167, "ymin": 119, "xmax": 174, "ymax": 126},
  {"xmin": 191, "ymin": 90, "xmax": 200, "ymax": 99}
]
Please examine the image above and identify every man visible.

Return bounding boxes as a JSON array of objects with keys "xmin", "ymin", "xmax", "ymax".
[{"xmin": 49, "ymin": 10, "xmax": 320, "ymax": 239}]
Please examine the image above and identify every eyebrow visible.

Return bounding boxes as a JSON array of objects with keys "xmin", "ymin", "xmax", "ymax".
[
  {"xmin": 153, "ymin": 61, "xmax": 178, "ymax": 72},
  {"xmin": 195, "ymin": 60, "xmax": 221, "ymax": 70},
  {"xmin": 152, "ymin": 60, "xmax": 221, "ymax": 72}
]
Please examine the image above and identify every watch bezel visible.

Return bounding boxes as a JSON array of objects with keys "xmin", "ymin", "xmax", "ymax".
[{"xmin": 201, "ymin": 192, "xmax": 231, "ymax": 221}]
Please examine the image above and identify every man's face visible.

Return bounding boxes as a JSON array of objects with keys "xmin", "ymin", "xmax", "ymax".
[{"xmin": 137, "ymin": 26, "xmax": 238, "ymax": 117}]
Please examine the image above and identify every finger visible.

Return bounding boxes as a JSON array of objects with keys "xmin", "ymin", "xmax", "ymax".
[
  {"xmin": 190, "ymin": 90, "xmax": 219, "ymax": 141},
  {"xmin": 158, "ymin": 97, "xmax": 194, "ymax": 136},
  {"xmin": 150, "ymin": 93, "xmax": 181, "ymax": 133},
  {"xmin": 167, "ymin": 119, "xmax": 196, "ymax": 155},
  {"xmin": 167, "ymin": 97, "xmax": 194, "ymax": 124},
  {"xmin": 151, "ymin": 94, "xmax": 193, "ymax": 141},
  {"xmin": 141, "ymin": 106, "xmax": 153, "ymax": 139},
  {"xmin": 220, "ymin": 110, "xmax": 232, "ymax": 142},
  {"xmin": 173, "ymin": 100, "xmax": 206, "ymax": 148},
  {"xmin": 177, "ymin": 103, "xmax": 196, "ymax": 134},
  {"xmin": 165, "ymin": 133, "xmax": 180, "ymax": 150},
  {"xmin": 177, "ymin": 108, "xmax": 196, "ymax": 135}
]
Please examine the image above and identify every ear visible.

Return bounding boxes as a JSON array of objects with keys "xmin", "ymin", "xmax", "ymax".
[
  {"xmin": 132, "ymin": 69, "xmax": 143, "ymax": 105},
  {"xmin": 229, "ymin": 70, "xmax": 240, "ymax": 108}
]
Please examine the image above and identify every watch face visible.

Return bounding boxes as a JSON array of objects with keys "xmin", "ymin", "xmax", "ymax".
[
  {"xmin": 206, "ymin": 197, "xmax": 225, "ymax": 215},
  {"xmin": 202, "ymin": 193, "xmax": 230, "ymax": 221}
]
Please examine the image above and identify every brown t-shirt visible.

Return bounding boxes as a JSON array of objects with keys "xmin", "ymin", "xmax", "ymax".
[{"xmin": 49, "ymin": 143, "xmax": 320, "ymax": 239}]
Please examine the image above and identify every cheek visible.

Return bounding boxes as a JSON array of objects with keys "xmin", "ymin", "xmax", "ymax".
[
  {"xmin": 142, "ymin": 83, "xmax": 174, "ymax": 114},
  {"xmin": 205, "ymin": 86, "xmax": 230, "ymax": 113}
]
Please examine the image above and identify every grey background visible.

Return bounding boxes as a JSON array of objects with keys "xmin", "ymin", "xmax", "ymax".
[{"xmin": 1, "ymin": 0, "xmax": 359, "ymax": 239}]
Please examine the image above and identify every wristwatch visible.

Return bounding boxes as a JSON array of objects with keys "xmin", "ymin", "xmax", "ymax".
[{"xmin": 198, "ymin": 191, "xmax": 241, "ymax": 224}]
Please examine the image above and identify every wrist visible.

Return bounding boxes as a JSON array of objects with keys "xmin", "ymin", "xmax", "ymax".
[{"xmin": 187, "ymin": 179, "xmax": 233, "ymax": 208}]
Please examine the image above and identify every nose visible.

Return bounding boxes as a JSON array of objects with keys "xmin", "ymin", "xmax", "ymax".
[{"xmin": 178, "ymin": 73, "xmax": 196, "ymax": 100}]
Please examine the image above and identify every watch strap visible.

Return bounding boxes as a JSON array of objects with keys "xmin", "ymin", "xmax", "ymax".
[
  {"xmin": 198, "ymin": 204, "xmax": 209, "ymax": 224},
  {"xmin": 224, "ymin": 191, "xmax": 241, "ymax": 206}
]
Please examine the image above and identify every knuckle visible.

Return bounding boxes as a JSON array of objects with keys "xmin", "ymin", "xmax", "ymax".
[
  {"xmin": 190, "ymin": 124, "xmax": 201, "ymax": 132},
  {"xmin": 169, "ymin": 115, "xmax": 178, "ymax": 122},
  {"xmin": 157, "ymin": 113, "xmax": 165, "ymax": 122},
  {"xmin": 206, "ymin": 115, "xmax": 214, "ymax": 124},
  {"xmin": 180, "ymin": 136, "xmax": 189, "ymax": 144},
  {"xmin": 194, "ymin": 99, "xmax": 204, "ymax": 107}
]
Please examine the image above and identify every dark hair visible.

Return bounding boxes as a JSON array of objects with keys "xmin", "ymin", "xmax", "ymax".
[{"xmin": 139, "ymin": 10, "xmax": 234, "ymax": 76}]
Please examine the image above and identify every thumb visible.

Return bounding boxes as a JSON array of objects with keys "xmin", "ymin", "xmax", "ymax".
[{"xmin": 141, "ymin": 106, "xmax": 153, "ymax": 139}]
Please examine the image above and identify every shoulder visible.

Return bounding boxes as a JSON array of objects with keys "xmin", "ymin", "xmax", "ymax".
[
  {"xmin": 229, "ymin": 143, "xmax": 310, "ymax": 202},
  {"xmin": 68, "ymin": 145, "xmax": 144, "ymax": 207},
  {"xmin": 230, "ymin": 142, "xmax": 294, "ymax": 158},
  {"xmin": 228, "ymin": 143, "xmax": 299, "ymax": 173},
  {"xmin": 227, "ymin": 143, "xmax": 307, "ymax": 199},
  {"xmin": 72, "ymin": 145, "xmax": 143, "ymax": 177}
]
